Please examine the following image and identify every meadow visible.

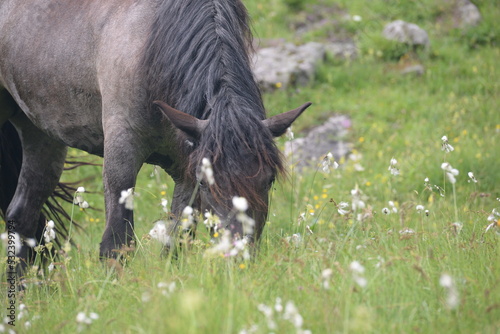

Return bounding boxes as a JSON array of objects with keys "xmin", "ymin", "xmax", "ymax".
[{"xmin": 1, "ymin": 0, "xmax": 499, "ymax": 333}]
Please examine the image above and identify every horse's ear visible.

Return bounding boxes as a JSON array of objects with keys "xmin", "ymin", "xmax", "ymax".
[
  {"xmin": 263, "ymin": 102, "xmax": 312, "ymax": 137},
  {"xmin": 154, "ymin": 100, "xmax": 207, "ymax": 138}
]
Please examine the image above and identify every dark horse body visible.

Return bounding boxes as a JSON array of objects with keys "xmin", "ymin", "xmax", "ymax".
[{"xmin": 0, "ymin": 0, "xmax": 309, "ymax": 260}]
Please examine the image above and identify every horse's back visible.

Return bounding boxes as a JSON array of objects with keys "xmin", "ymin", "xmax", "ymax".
[{"xmin": 0, "ymin": 0, "xmax": 155, "ymax": 152}]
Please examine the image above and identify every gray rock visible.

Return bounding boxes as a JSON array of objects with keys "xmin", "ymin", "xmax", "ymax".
[
  {"xmin": 284, "ymin": 115, "xmax": 352, "ymax": 169},
  {"xmin": 400, "ymin": 64, "xmax": 425, "ymax": 76},
  {"xmin": 382, "ymin": 20, "xmax": 429, "ymax": 47},
  {"xmin": 456, "ymin": 0, "xmax": 481, "ymax": 27},
  {"xmin": 252, "ymin": 42, "xmax": 326, "ymax": 91},
  {"xmin": 324, "ymin": 41, "xmax": 358, "ymax": 60}
]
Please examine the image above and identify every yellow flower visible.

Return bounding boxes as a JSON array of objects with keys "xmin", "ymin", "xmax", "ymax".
[
  {"xmin": 321, "ymin": 193, "xmax": 328, "ymax": 199},
  {"xmin": 239, "ymin": 263, "xmax": 246, "ymax": 270},
  {"xmin": 213, "ymin": 232, "xmax": 219, "ymax": 238},
  {"xmin": 358, "ymin": 137, "xmax": 365, "ymax": 143},
  {"xmin": 160, "ymin": 191, "xmax": 167, "ymax": 196},
  {"xmin": 275, "ymin": 82, "xmax": 282, "ymax": 88}
]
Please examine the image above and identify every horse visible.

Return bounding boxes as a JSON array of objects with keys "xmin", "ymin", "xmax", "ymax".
[{"xmin": 0, "ymin": 0, "xmax": 310, "ymax": 263}]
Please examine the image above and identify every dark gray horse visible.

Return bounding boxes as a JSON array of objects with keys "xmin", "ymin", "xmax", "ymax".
[{"xmin": 0, "ymin": 0, "xmax": 310, "ymax": 260}]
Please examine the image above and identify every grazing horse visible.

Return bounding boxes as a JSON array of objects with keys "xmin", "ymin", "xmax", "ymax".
[{"xmin": 0, "ymin": 0, "xmax": 310, "ymax": 261}]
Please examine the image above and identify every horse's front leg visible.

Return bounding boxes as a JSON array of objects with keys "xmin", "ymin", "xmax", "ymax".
[{"xmin": 99, "ymin": 126, "xmax": 148, "ymax": 258}]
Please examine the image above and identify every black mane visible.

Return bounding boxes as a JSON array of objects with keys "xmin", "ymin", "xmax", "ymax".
[{"xmin": 141, "ymin": 0, "xmax": 284, "ymax": 208}]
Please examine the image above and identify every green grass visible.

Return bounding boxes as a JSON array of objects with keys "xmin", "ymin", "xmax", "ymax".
[{"xmin": 2, "ymin": 0, "xmax": 499, "ymax": 333}]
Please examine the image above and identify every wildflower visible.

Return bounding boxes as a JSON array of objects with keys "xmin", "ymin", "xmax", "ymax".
[
  {"xmin": 275, "ymin": 297, "xmax": 283, "ymax": 313},
  {"xmin": 485, "ymin": 209, "xmax": 500, "ymax": 232},
  {"xmin": 467, "ymin": 172, "xmax": 478, "ymax": 183},
  {"xmin": 425, "ymin": 209, "xmax": 430, "ymax": 216},
  {"xmin": 285, "ymin": 127, "xmax": 294, "ymax": 140},
  {"xmin": 388, "ymin": 201, "xmax": 398, "ymax": 213},
  {"xmin": 149, "ymin": 220, "xmax": 171, "ymax": 247},
  {"xmin": 200, "ymin": 157, "xmax": 215, "ymax": 186},
  {"xmin": 203, "ymin": 211, "xmax": 221, "ymax": 230},
  {"xmin": 181, "ymin": 206, "xmax": 195, "ymax": 230},
  {"xmin": 381, "ymin": 207, "xmax": 390, "ymax": 215},
  {"xmin": 48, "ymin": 262, "xmax": 55, "ymax": 272},
  {"xmin": 119, "ymin": 188, "xmax": 134, "ymax": 210},
  {"xmin": 388, "ymin": 158, "xmax": 399, "ymax": 176},
  {"xmin": 283, "ymin": 301, "xmax": 304, "ymax": 329},
  {"xmin": 257, "ymin": 303, "xmax": 276, "ymax": 330},
  {"xmin": 161, "ymin": 198, "xmax": 169, "ymax": 214},
  {"xmin": 232, "ymin": 197, "xmax": 254, "ymax": 236},
  {"xmin": 337, "ymin": 201, "xmax": 349, "ymax": 215},
  {"xmin": 349, "ymin": 261, "xmax": 367, "ymax": 287},
  {"xmin": 322, "ymin": 152, "xmax": 338, "ymax": 173},
  {"xmin": 232, "ymin": 196, "xmax": 248, "ymax": 212},
  {"xmin": 399, "ymin": 227, "xmax": 415, "ymax": 236},
  {"xmin": 439, "ymin": 274, "xmax": 459, "ymax": 309},
  {"xmin": 321, "ymin": 268, "xmax": 333, "ymax": 289},
  {"xmin": 157, "ymin": 281, "xmax": 176, "ymax": 297},
  {"xmin": 352, "ymin": 15, "xmax": 362, "ymax": 22},
  {"xmin": 73, "ymin": 189, "xmax": 89, "ymax": 209},
  {"xmin": 351, "ymin": 187, "xmax": 366, "ymax": 212},
  {"xmin": 76, "ymin": 311, "xmax": 99, "ymax": 332},
  {"xmin": 441, "ymin": 162, "xmax": 459, "ymax": 184},
  {"xmin": 416, "ymin": 205, "xmax": 425, "ymax": 212},
  {"xmin": 44, "ymin": 220, "xmax": 56, "ymax": 243},
  {"xmin": 441, "ymin": 135, "xmax": 454, "ymax": 153},
  {"xmin": 25, "ymin": 238, "xmax": 37, "ymax": 248},
  {"xmin": 285, "ymin": 233, "xmax": 302, "ymax": 247}
]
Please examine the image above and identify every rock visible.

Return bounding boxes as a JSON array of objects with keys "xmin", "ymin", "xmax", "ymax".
[
  {"xmin": 324, "ymin": 40, "xmax": 358, "ymax": 60},
  {"xmin": 455, "ymin": 0, "xmax": 481, "ymax": 27},
  {"xmin": 284, "ymin": 115, "xmax": 352, "ymax": 169},
  {"xmin": 382, "ymin": 20, "xmax": 429, "ymax": 47},
  {"xmin": 252, "ymin": 42, "xmax": 326, "ymax": 91},
  {"xmin": 400, "ymin": 64, "xmax": 425, "ymax": 76}
]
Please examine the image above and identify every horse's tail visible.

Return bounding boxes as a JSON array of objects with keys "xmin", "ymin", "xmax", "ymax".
[{"xmin": 0, "ymin": 121, "xmax": 76, "ymax": 251}]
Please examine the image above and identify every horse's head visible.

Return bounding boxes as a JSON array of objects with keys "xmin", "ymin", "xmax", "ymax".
[{"xmin": 154, "ymin": 100, "xmax": 310, "ymax": 242}]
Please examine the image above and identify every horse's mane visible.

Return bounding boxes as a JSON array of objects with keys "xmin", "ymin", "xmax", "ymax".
[{"xmin": 140, "ymin": 0, "xmax": 284, "ymax": 209}]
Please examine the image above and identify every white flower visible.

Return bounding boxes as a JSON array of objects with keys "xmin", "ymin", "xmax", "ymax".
[
  {"xmin": 349, "ymin": 261, "xmax": 365, "ymax": 274},
  {"xmin": 157, "ymin": 281, "xmax": 176, "ymax": 297},
  {"xmin": 439, "ymin": 274, "xmax": 459, "ymax": 309},
  {"xmin": 321, "ymin": 268, "xmax": 333, "ymax": 289},
  {"xmin": 399, "ymin": 227, "xmax": 415, "ymax": 235},
  {"xmin": 283, "ymin": 301, "xmax": 304, "ymax": 329},
  {"xmin": 441, "ymin": 136, "xmax": 454, "ymax": 153},
  {"xmin": 76, "ymin": 187, "xmax": 85, "ymax": 193},
  {"xmin": 349, "ymin": 261, "xmax": 367, "ymax": 287},
  {"xmin": 352, "ymin": 15, "xmax": 362, "ymax": 22},
  {"xmin": 149, "ymin": 220, "xmax": 171, "ymax": 247},
  {"xmin": 416, "ymin": 205, "xmax": 425, "ymax": 212},
  {"xmin": 161, "ymin": 198, "xmax": 169, "ymax": 214},
  {"xmin": 44, "ymin": 221, "xmax": 56, "ymax": 243},
  {"xmin": 286, "ymin": 127, "xmax": 294, "ymax": 140},
  {"xmin": 485, "ymin": 209, "xmax": 500, "ymax": 232},
  {"xmin": 200, "ymin": 158, "xmax": 215, "ymax": 186},
  {"xmin": 119, "ymin": 188, "xmax": 134, "ymax": 210},
  {"xmin": 351, "ymin": 187, "xmax": 366, "ymax": 212},
  {"xmin": 441, "ymin": 162, "xmax": 459, "ymax": 184},
  {"xmin": 467, "ymin": 172, "xmax": 478, "ymax": 183},
  {"xmin": 425, "ymin": 209, "xmax": 430, "ymax": 216},
  {"xmin": 25, "ymin": 238, "xmax": 37, "ymax": 248},
  {"xmin": 388, "ymin": 158, "xmax": 399, "ymax": 176},
  {"xmin": 381, "ymin": 207, "xmax": 390, "ymax": 215},
  {"xmin": 388, "ymin": 201, "xmax": 398, "ymax": 213},
  {"xmin": 337, "ymin": 201, "xmax": 349, "ymax": 215},
  {"xmin": 181, "ymin": 206, "xmax": 194, "ymax": 230},
  {"xmin": 232, "ymin": 196, "xmax": 248, "ymax": 212},
  {"xmin": 322, "ymin": 152, "xmax": 338, "ymax": 173}
]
